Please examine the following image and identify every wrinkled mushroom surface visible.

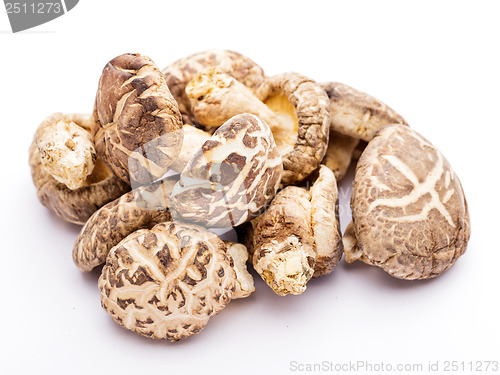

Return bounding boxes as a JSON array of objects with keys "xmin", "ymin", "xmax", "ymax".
[
  {"xmin": 169, "ymin": 125, "xmax": 211, "ymax": 173},
  {"xmin": 350, "ymin": 124, "xmax": 470, "ymax": 279},
  {"xmin": 321, "ymin": 82, "xmax": 407, "ymax": 142},
  {"xmin": 162, "ymin": 49, "xmax": 266, "ymax": 126},
  {"xmin": 73, "ymin": 176, "xmax": 178, "ymax": 272},
  {"xmin": 93, "ymin": 53, "xmax": 183, "ymax": 186},
  {"xmin": 98, "ymin": 221, "xmax": 236, "ymax": 341},
  {"xmin": 170, "ymin": 113, "xmax": 283, "ymax": 228},
  {"xmin": 187, "ymin": 69, "xmax": 329, "ymax": 185}
]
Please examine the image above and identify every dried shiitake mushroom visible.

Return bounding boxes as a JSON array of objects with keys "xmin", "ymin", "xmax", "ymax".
[
  {"xmin": 73, "ymin": 176, "xmax": 178, "ymax": 272},
  {"xmin": 321, "ymin": 82, "xmax": 407, "ymax": 142},
  {"xmin": 348, "ymin": 124, "xmax": 470, "ymax": 279},
  {"xmin": 224, "ymin": 241, "xmax": 255, "ymax": 299},
  {"xmin": 29, "ymin": 117, "xmax": 129, "ymax": 225},
  {"xmin": 169, "ymin": 125, "xmax": 211, "ymax": 173},
  {"xmin": 253, "ymin": 166, "xmax": 343, "ymax": 295},
  {"xmin": 98, "ymin": 221, "xmax": 236, "ymax": 341},
  {"xmin": 93, "ymin": 53, "xmax": 183, "ymax": 186},
  {"xmin": 322, "ymin": 130, "xmax": 359, "ymax": 181},
  {"xmin": 170, "ymin": 113, "xmax": 283, "ymax": 228},
  {"xmin": 187, "ymin": 68, "xmax": 330, "ymax": 185},
  {"xmin": 35, "ymin": 113, "xmax": 97, "ymax": 190},
  {"xmin": 162, "ymin": 49, "xmax": 266, "ymax": 126}
]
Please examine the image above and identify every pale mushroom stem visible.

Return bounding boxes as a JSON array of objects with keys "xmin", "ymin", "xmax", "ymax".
[{"xmin": 185, "ymin": 67, "xmax": 282, "ymax": 131}]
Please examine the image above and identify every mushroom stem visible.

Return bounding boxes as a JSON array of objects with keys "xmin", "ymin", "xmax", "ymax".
[
  {"xmin": 35, "ymin": 113, "xmax": 97, "ymax": 190},
  {"xmin": 224, "ymin": 241, "xmax": 255, "ymax": 299},
  {"xmin": 343, "ymin": 221, "xmax": 363, "ymax": 263},
  {"xmin": 186, "ymin": 67, "xmax": 282, "ymax": 131}
]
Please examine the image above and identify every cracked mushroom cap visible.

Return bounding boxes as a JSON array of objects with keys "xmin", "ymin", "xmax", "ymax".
[
  {"xmin": 29, "ymin": 121, "xmax": 129, "ymax": 225},
  {"xmin": 73, "ymin": 176, "xmax": 178, "ymax": 272},
  {"xmin": 98, "ymin": 221, "xmax": 236, "ymax": 341},
  {"xmin": 93, "ymin": 53, "xmax": 183, "ymax": 186},
  {"xmin": 162, "ymin": 49, "xmax": 266, "ymax": 126},
  {"xmin": 321, "ymin": 82, "xmax": 407, "ymax": 142},
  {"xmin": 350, "ymin": 124, "xmax": 470, "ymax": 280},
  {"xmin": 170, "ymin": 113, "xmax": 283, "ymax": 228},
  {"xmin": 169, "ymin": 125, "xmax": 211, "ymax": 173},
  {"xmin": 186, "ymin": 70, "xmax": 330, "ymax": 185}
]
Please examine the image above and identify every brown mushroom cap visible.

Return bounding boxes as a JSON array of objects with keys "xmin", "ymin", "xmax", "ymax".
[
  {"xmin": 262, "ymin": 73, "xmax": 330, "ymax": 185},
  {"xmin": 72, "ymin": 176, "xmax": 177, "ymax": 272},
  {"xmin": 93, "ymin": 53, "xmax": 183, "ymax": 186},
  {"xmin": 162, "ymin": 49, "xmax": 266, "ymax": 126},
  {"xmin": 169, "ymin": 125, "xmax": 211, "ymax": 173},
  {"xmin": 29, "ymin": 139, "xmax": 129, "ymax": 225},
  {"xmin": 98, "ymin": 221, "xmax": 236, "ymax": 341},
  {"xmin": 186, "ymin": 70, "xmax": 330, "ymax": 186},
  {"xmin": 321, "ymin": 82, "xmax": 407, "ymax": 142},
  {"xmin": 170, "ymin": 113, "xmax": 283, "ymax": 228},
  {"xmin": 351, "ymin": 124, "xmax": 470, "ymax": 279}
]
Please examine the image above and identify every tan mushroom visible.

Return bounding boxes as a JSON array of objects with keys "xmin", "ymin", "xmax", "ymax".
[
  {"xmin": 93, "ymin": 53, "xmax": 183, "ymax": 186},
  {"xmin": 253, "ymin": 166, "xmax": 343, "ymax": 295},
  {"xmin": 29, "ymin": 116, "xmax": 130, "ymax": 225},
  {"xmin": 349, "ymin": 124, "xmax": 470, "ymax": 279},
  {"xmin": 162, "ymin": 49, "xmax": 266, "ymax": 126},
  {"xmin": 35, "ymin": 113, "xmax": 97, "ymax": 190},
  {"xmin": 98, "ymin": 221, "xmax": 236, "ymax": 341},
  {"xmin": 72, "ymin": 176, "xmax": 177, "ymax": 272},
  {"xmin": 169, "ymin": 125, "xmax": 211, "ymax": 173},
  {"xmin": 186, "ymin": 68, "xmax": 330, "ymax": 185},
  {"xmin": 321, "ymin": 82, "xmax": 407, "ymax": 142},
  {"xmin": 170, "ymin": 113, "xmax": 283, "ymax": 228},
  {"xmin": 224, "ymin": 241, "xmax": 255, "ymax": 299},
  {"xmin": 322, "ymin": 130, "xmax": 359, "ymax": 181}
]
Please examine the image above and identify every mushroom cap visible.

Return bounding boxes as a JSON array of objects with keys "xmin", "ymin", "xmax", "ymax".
[
  {"xmin": 170, "ymin": 125, "xmax": 211, "ymax": 173},
  {"xmin": 310, "ymin": 165, "xmax": 343, "ymax": 277},
  {"xmin": 162, "ymin": 49, "xmax": 266, "ymax": 126},
  {"xmin": 170, "ymin": 113, "xmax": 283, "ymax": 228},
  {"xmin": 72, "ymin": 176, "xmax": 177, "ymax": 272},
  {"xmin": 321, "ymin": 82, "xmax": 407, "ymax": 142},
  {"xmin": 351, "ymin": 124, "xmax": 470, "ymax": 279},
  {"xmin": 262, "ymin": 73, "xmax": 331, "ymax": 185},
  {"xmin": 98, "ymin": 221, "xmax": 236, "ymax": 341},
  {"xmin": 93, "ymin": 53, "xmax": 183, "ymax": 186},
  {"xmin": 253, "ymin": 186, "xmax": 316, "ymax": 296},
  {"xmin": 29, "ymin": 139, "xmax": 129, "ymax": 225}
]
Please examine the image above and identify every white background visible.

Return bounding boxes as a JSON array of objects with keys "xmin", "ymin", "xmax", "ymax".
[{"xmin": 1, "ymin": 1, "xmax": 499, "ymax": 374}]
